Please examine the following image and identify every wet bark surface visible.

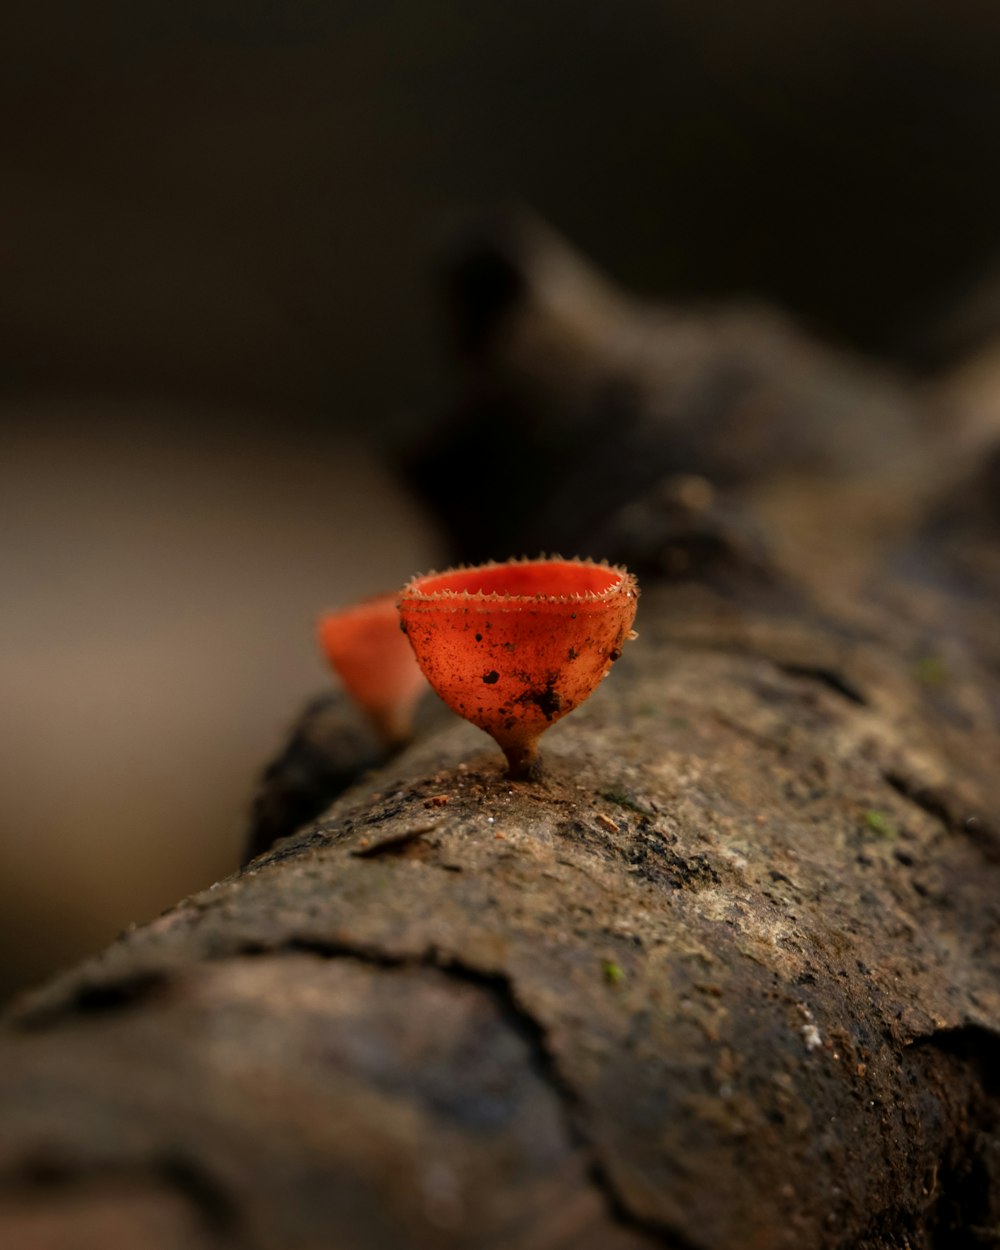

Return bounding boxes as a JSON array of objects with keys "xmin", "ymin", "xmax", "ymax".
[{"xmin": 2, "ymin": 222, "xmax": 999, "ymax": 1250}]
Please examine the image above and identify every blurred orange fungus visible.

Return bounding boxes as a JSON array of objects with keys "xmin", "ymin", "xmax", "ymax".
[{"xmin": 317, "ymin": 593, "xmax": 428, "ymax": 745}]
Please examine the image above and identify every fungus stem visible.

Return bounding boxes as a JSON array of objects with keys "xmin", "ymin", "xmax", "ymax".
[{"xmin": 501, "ymin": 740, "xmax": 542, "ymax": 781}]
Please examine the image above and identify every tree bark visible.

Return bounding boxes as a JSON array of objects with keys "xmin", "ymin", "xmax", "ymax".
[{"xmin": 2, "ymin": 220, "xmax": 999, "ymax": 1250}]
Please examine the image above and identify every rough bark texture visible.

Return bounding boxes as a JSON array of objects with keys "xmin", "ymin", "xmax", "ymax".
[{"xmin": 2, "ymin": 220, "xmax": 999, "ymax": 1250}]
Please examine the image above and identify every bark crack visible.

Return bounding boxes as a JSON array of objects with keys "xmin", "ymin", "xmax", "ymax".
[
  {"xmin": 883, "ymin": 771, "xmax": 1000, "ymax": 862},
  {"xmin": 276, "ymin": 935, "xmax": 688, "ymax": 1249},
  {"xmin": 5, "ymin": 934, "xmax": 685, "ymax": 1248},
  {"xmin": 0, "ymin": 1152, "xmax": 239, "ymax": 1242}
]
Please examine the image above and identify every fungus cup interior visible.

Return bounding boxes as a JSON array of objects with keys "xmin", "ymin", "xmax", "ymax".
[
  {"xmin": 317, "ymin": 593, "xmax": 427, "ymax": 746},
  {"xmin": 398, "ymin": 558, "xmax": 638, "ymax": 778}
]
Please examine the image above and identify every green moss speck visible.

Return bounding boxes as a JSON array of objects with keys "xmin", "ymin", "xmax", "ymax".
[
  {"xmin": 864, "ymin": 809, "xmax": 898, "ymax": 840},
  {"xmin": 914, "ymin": 656, "xmax": 948, "ymax": 686},
  {"xmin": 602, "ymin": 959, "xmax": 625, "ymax": 985}
]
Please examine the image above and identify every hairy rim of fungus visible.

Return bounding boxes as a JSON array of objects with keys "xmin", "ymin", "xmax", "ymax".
[
  {"xmin": 398, "ymin": 557, "xmax": 639, "ymax": 779},
  {"xmin": 317, "ymin": 592, "xmax": 428, "ymax": 746}
]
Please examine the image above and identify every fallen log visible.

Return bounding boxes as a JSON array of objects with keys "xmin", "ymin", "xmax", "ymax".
[{"xmin": 2, "ymin": 220, "xmax": 998, "ymax": 1250}]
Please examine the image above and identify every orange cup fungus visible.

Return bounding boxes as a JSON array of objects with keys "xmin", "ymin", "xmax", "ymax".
[
  {"xmin": 317, "ymin": 593, "xmax": 428, "ymax": 746},
  {"xmin": 398, "ymin": 558, "xmax": 639, "ymax": 779}
]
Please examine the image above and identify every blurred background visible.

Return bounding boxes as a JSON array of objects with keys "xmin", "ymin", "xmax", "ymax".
[{"xmin": 3, "ymin": 0, "xmax": 1000, "ymax": 1000}]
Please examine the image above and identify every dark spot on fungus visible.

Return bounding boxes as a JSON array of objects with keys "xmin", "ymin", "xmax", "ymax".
[
  {"xmin": 609, "ymin": 648, "xmax": 622, "ymax": 662},
  {"xmin": 567, "ymin": 647, "xmax": 577, "ymax": 660},
  {"xmin": 483, "ymin": 670, "xmax": 500, "ymax": 684},
  {"xmin": 475, "ymin": 633, "xmax": 483, "ymax": 642},
  {"xmin": 517, "ymin": 682, "xmax": 563, "ymax": 720}
]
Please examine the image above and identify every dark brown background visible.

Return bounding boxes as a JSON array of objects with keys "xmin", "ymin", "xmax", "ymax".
[{"xmin": 2, "ymin": 0, "xmax": 1000, "ymax": 998}]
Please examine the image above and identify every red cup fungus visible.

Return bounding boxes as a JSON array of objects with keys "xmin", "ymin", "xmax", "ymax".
[
  {"xmin": 317, "ymin": 593, "xmax": 428, "ymax": 746},
  {"xmin": 398, "ymin": 557, "xmax": 639, "ymax": 779}
]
